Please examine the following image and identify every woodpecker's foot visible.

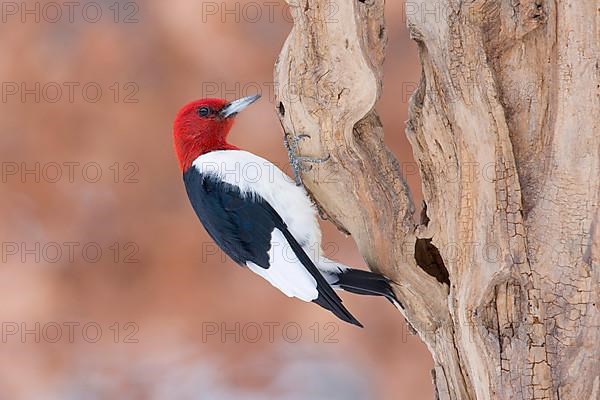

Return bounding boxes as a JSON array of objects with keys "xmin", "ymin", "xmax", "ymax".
[{"xmin": 285, "ymin": 134, "xmax": 330, "ymax": 186}]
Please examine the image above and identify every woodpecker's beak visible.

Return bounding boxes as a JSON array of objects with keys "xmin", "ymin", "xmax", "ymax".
[{"xmin": 220, "ymin": 94, "xmax": 261, "ymax": 119}]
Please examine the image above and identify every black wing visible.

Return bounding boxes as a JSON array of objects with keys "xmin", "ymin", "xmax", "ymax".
[
  {"xmin": 184, "ymin": 168, "xmax": 277, "ymax": 268},
  {"xmin": 183, "ymin": 168, "xmax": 362, "ymax": 327}
]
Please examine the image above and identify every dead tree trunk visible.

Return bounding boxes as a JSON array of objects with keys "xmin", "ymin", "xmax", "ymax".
[{"xmin": 274, "ymin": 1, "xmax": 599, "ymax": 399}]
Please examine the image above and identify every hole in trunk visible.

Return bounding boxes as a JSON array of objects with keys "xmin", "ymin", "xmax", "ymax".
[
  {"xmin": 420, "ymin": 200, "xmax": 430, "ymax": 226},
  {"xmin": 415, "ymin": 239, "xmax": 450, "ymax": 285}
]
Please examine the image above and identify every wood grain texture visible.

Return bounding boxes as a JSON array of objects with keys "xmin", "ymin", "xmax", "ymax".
[{"xmin": 275, "ymin": 1, "xmax": 599, "ymax": 399}]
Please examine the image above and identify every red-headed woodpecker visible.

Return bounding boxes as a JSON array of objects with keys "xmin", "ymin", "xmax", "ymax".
[{"xmin": 173, "ymin": 95, "xmax": 399, "ymax": 327}]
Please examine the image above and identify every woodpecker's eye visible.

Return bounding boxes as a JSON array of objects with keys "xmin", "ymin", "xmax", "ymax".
[{"xmin": 197, "ymin": 107, "xmax": 211, "ymax": 117}]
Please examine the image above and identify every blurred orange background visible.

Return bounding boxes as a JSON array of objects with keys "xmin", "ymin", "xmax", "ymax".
[{"xmin": 0, "ymin": 1, "xmax": 432, "ymax": 399}]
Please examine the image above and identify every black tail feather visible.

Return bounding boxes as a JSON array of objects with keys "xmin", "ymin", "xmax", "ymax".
[
  {"xmin": 279, "ymin": 227, "xmax": 363, "ymax": 328},
  {"xmin": 312, "ymin": 294, "xmax": 363, "ymax": 328},
  {"xmin": 336, "ymin": 269, "xmax": 401, "ymax": 307}
]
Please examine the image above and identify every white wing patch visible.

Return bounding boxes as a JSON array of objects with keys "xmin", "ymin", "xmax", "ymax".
[
  {"xmin": 192, "ymin": 150, "xmax": 321, "ymax": 249},
  {"xmin": 246, "ymin": 229, "xmax": 318, "ymax": 302}
]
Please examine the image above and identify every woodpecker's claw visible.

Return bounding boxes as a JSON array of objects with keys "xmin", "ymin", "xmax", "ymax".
[{"xmin": 285, "ymin": 133, "xmax": 330, "ymax": 186}]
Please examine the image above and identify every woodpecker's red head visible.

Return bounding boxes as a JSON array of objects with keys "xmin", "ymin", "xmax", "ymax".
[{"xmin": 173, "ymin": 94, "xmax": 261, "ymax": 171}]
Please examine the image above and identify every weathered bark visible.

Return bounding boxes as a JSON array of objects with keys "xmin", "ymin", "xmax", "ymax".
[{"xmin": 274, "ymin": 1, "xmax": 599, "ymax": 399}]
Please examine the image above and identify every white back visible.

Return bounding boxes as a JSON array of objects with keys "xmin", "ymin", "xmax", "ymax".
[{"xmin": 192, "ymin": 150, "xmax": 322, "ymax": 248}]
